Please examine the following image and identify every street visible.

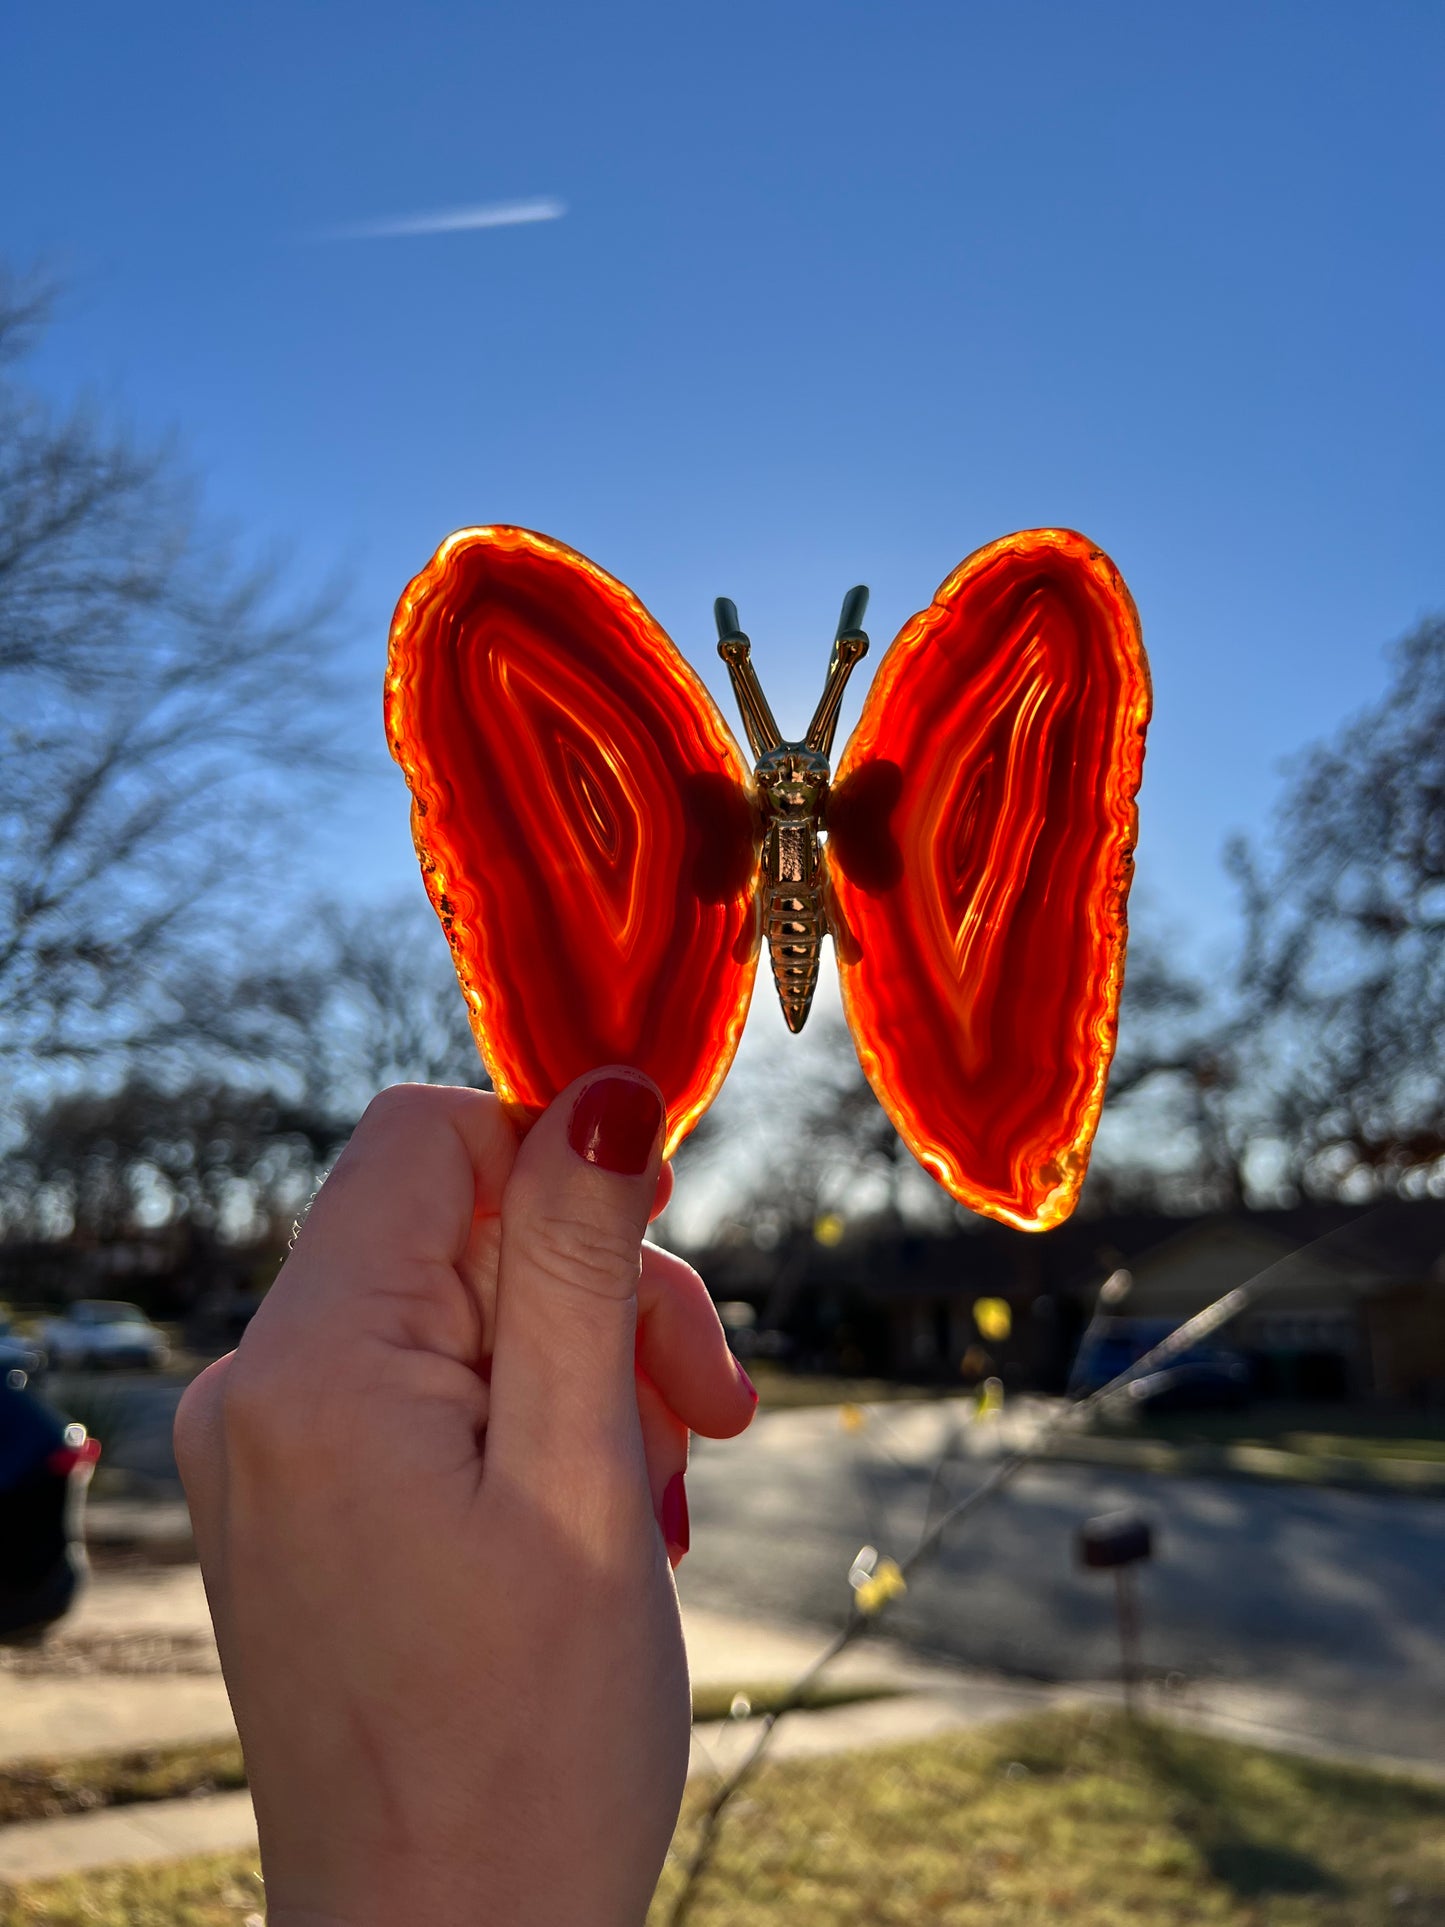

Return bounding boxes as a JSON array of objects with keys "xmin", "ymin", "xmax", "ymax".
[
  {"xmin": 679, "ymin": 1400, "xmax": 1445, "ymax": 1767},
  {"xmin": 50, "ymin": 1373, "xmax": 1445, "ymax": 1768}
]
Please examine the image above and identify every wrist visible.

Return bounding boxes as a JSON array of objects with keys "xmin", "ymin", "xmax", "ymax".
[{"xmin": 265, "ymin": 1915, "xmax": 360, "ymax": 1927}]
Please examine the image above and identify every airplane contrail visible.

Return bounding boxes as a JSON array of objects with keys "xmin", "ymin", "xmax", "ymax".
[{"xmin": 317, "ymin": 197, "xmax": 566, "ymax": 242}]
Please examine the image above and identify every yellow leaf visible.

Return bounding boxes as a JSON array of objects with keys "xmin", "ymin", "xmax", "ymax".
[{"xmin": 973, "ymin": 1296, "xmax": 1012, "ymax": 1342}]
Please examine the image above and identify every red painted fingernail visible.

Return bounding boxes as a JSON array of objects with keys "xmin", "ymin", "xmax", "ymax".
[
  {"xmin": 661, "ymin": 1472, "xmax": 689, "ymax": 1561},
  {"xmin": 734, "ymin": 1358, "xmax": 759, "ymax": 1405},
  {"xmin": 568, "ymin": 1077, "xmax": 663, "ymax": 1176}
]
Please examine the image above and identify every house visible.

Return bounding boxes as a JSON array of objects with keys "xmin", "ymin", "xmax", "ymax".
[
  {"xmin": 1119, "ymin": 1219, "xmax": 1388, "ymax": 1399},
  {"xmin": 694, "ymin": 1199, "xmax": 1445, "ymax": 1403}
]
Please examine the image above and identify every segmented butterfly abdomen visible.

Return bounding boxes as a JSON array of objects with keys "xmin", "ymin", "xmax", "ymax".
[{"xmin": 764, "ymin": 822, "xmax": 826, "ymax": 1033}]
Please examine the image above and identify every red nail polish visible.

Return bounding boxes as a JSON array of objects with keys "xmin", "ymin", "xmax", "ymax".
[
  {"xmin": 661, "ymin": 1472, "xmax": 689, "ymax": 1560},
  {"xmin": 734, "ymin": 1358, "xmax": 759, "ymax": 1405},
  {"xmin": 568, "ymin": 1077, "xmax": 663, "ymax": 1175}
]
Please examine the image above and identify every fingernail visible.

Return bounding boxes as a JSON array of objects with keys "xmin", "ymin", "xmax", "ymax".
[
  {"xmin": 734, "ymin": 1358, "xmax": 759, "ymax": 1405},
  {"xmin": 661, "ymin": 1471, "xmax": 689, "ymax": 1561},
  {"xmin": 568, "ymin": 1076, "xmax": 663, "ymax": 1176}
]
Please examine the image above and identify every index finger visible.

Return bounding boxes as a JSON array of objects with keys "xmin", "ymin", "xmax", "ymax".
[{"xmin": 279, "ymin": 1084, "xmax": 517, "ymax": 1353}]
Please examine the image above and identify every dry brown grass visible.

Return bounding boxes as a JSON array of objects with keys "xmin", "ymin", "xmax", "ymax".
[{"xmin": 5, "ymin": 1710, "xmax": 1444, "ymax": 1924}]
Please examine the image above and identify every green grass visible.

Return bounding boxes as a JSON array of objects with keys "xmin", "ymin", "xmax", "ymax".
[
  {"xmin": 652, "ymin": 1709, "xmax": 1445, "ymax": 1925},
  {"xmin": 1130, "ymin": 1400, "xmax": 1445, "ymax": 1460},
  {"xmin": 0, "ymin": 1855, "xmax": 265, "ymax": 1925},
  {"xmin": 1273, "ymin": 1431, "xmax": 1445, "ymax": 1465},
  {"xmin": 1061, "ymin": 1401, "xmax": 1445, "ymax": 1491},
  {"xmin": 743, "ymin": 1362, "xmax": 944, "ymax": 1411},
  {"xmin": 690, "ymin": 1680, "xmax": 900, "ymax": 1724},
  {"xmin": 5, "ymin": 1711, "xmax": 1444, "ymax": 1923}
]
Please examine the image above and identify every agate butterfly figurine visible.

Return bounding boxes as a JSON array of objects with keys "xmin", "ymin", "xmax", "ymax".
[{"xmin": 385, "ymin": 527, "xmax": 1149, "ymax": 1230}]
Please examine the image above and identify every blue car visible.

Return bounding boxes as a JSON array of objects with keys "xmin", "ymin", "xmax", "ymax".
[
  {"xmin": 0, "ymin": 1379, "xmax": 100, "ymax": 1643},
  {"xmin": 1070, "ymin": 1315, "xmax": 1251, "ymax": 1409}
]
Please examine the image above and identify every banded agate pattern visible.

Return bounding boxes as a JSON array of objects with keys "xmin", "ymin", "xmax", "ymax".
[
  {"xmin": 827, "ymin": 530, "xmax": 1150, "ymax": 1231},
  {"xmin": 384, "ymin": 527, "xmax": 761, "ymax": 1153}
]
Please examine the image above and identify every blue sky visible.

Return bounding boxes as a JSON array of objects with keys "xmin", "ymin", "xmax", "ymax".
[{"xmin": 4, "ymin": 0, "xmax": 1441, "ymax": 963}]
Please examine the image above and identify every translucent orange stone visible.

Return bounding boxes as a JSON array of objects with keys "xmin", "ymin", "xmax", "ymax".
[
  {"xmin": 384, "ymin": 528, "xmax": 761, "ymax": 1154},
  {"xmin": 386, "ymin": 523, "xmax": 1148, "ymax": 1231},
  {"xmin": 826, "ymin": 530, "xmax": 1150, "ymax": 1230}
]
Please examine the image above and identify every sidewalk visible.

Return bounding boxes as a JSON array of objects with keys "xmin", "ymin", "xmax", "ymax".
[
  {"xmin": 6, "ymin": 1640, "xmax": 1443, "ymax": 1887},
  {"xmin": 0, "ymin": 1561, "xmax": 1073, "ymax": 1884},
  {"xmin": 5, "ymin": 1545, "xmax": 1443, "ymax": 1885},
  {"xmin": 0, "ymin": 1566, "xmax": 226, "ymax": 1767},
  {"xmin": 0, "ymin": 1677, "xmax": 1070, "ymax": 1885}
]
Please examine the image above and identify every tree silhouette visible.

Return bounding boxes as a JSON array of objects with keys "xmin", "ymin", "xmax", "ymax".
[
  {"xmin": 0, "ymin": 269, "xmax": 348, "ymax": 1075},
  {"xmin": 1228, "ymin": 616, "xmax": 1445, "ymax": 1196}
]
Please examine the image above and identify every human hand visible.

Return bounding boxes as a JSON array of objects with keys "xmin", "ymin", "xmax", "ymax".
[{"xmin": 174, "ymin": 1070, "xmax": 757, "ymax": 1927}]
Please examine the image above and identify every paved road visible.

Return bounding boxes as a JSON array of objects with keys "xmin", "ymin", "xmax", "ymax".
[
  {"xmin": 50, "ymin": 1376, "xmax": 1445, "ymax": 1766},
  {"xmin": 678, "ymin": 1400, "xmax": 1445, "ymax": 1767}
]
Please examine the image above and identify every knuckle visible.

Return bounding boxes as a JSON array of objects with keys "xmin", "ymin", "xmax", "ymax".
[
  {"xmin": 528, "ymin": 1212, "xmax": 642, "ymax": 1301},
  {"xmin": 220, "ymin": 1351, "xmax": 340, "ymax": 1475},
  {"xmin": 357, "ymin": 1081, "xmax": 482, "ymax": 1135},
  {"xmin": 348, "ymin": 1083, "xmax": 430, "ymax": 1151},
  {"xmin": 359, "ymin": 1082, "xmax": 430, "ymax": 1125}
]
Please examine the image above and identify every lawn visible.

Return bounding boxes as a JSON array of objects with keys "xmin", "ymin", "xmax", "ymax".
[
  {"xmin": 1057, "ymin": 1400, "xmax": 1445, "ymax": 1492},
  {"xmin": 737, "ymin": 1375, "xmax": 1445, "ymax": 1481},
  {"xmin": 743, "ymin": 1361, "xmax": 945, "ymax": 1411},
  {"xmin": 1130, "ymin": 1400, "xmax": 1445, "ymax": 1463},
  {"xmin": 4, "ymin": 1710, "xmax": 1443, "ymax": 1924},
  {"xmin": 653, "ymin": 1709, "xmax": 1445, "ymax": 1924},
  {"xmin": 0, "ymin": 1741, "xmax": 246, "ymax": 1826}
]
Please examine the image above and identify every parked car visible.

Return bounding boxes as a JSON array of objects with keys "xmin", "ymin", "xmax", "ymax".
[
  {"xmin": 0, "ymin": 1379, "xmax": 100, "ymax": 1642},
  {"xmin": 39, "ymin": 1301, "xmax": 170, "ymax": 1372},
  {"xmin": 0, "ymin": 1317, "xmax": 46, "ymax": 1381},
  {"xmin": 1069, "ymin": 1315, "xmax": 1251, "ymax": 1407},
  {"xmin": 1125, "ymin": 1358, "xmax": 1253, "ymax": 1413}
]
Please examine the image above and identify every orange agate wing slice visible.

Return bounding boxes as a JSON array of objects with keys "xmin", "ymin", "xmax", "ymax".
[
  {"xmin": 826, "ymin": 530, "xmax": 1150, "ymax": 1231},
  {"xmin": 385, "ymin": 527, "xmax": 761, "ymax": 1154}
]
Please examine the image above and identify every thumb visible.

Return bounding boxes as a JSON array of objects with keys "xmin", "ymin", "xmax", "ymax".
[{"xmin": 484, "ymin": 1068, "xmax": 665, "ymax": 1508}]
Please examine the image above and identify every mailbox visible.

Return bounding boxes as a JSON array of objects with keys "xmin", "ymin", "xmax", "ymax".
[
  {"xmin": 1076, "ymin": 1509, "xmax": 1155, "ymax": 1713},
  {"xmin": 1077, "ymin": 1510, "xmax": 1153, "ymax": 1570}
]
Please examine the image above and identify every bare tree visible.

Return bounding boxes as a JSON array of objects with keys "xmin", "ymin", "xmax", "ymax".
[
  {"xmin": 1226, "ymin": 615, "xmax": 1445, "ymax": 1196},
  {"xmin": 167, "ymin": 896, "xmax": 487, "ymax": 1115},
  {"xmin": 0, "ymin": 268, "xmax": 350, "ymax": 1075},
  {"xmin": 1081, "ymin": 920, "xmax": 1250, "ymax": 1213},
  {"xmin": 0, "ymin": 1077, "xmax": 339, "ymax": 1250},
  {"xmin": 1098, "ymin": 617, "xmax": 1445, "ymax": 1209},
  {"xmin": 0, "ymin": 896, "xmax": 486, "ymax": 1249},
  {"xmin": 678, "ymin": 911, "xmax": 1249, "ymax": 1245}
]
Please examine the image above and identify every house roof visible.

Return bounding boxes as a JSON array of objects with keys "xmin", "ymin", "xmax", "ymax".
[
  {"xmin": 686, "ymin": 1198, "xmax": 1445, "ymax": 1312},
  {"xmin": 1119, "ymin": 1216, "xmax": 1385, "ymax": 1318}
]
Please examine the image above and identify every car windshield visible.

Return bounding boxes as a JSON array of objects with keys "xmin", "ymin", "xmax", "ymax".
[{"xmin": 78, "ymin": 1302, "xmax": 147, "ymax": 1325}]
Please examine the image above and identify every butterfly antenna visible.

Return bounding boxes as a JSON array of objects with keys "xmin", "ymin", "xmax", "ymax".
[
  {"xmin": 716, "ymin": 596, "xmax": 784, "ymax": 759},
  {"xmin": 804, "ymin": 585, "xmax": 870, "ymax": 757}
]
